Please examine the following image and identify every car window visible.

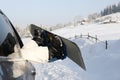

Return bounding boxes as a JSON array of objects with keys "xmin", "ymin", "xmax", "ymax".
[{"xmin": 0, "ymin": 13, "xmax": 21, "ymax": 56}]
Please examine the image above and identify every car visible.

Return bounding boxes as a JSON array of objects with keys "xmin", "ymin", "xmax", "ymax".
[{"xmin": 0, "ymin": 10, "xmax": 36, "ymax": 80}]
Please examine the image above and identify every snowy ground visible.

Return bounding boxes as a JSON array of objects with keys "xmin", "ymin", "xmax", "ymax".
[{"xmin": 23, "ymin": 23, "xmax": 120, "ymax": 80}]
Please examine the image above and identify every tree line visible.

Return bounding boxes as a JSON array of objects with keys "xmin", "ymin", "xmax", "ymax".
[
  {"xmin": 101, "ymin": 2, "xmax": 120, "ymax": 16},
  {"xmin": 87, "ymin": 2, "xmax": 120, "ymax": 22}
]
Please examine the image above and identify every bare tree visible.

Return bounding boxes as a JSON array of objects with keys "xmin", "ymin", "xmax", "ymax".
[{"xmin": 88, "ymin": 13, "xmax": 101, "ymax": 21}]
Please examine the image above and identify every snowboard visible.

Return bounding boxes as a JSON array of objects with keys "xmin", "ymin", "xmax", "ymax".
[{"xmin": 29, "ymin": 24, "xmax": 86, "ymax": 70}]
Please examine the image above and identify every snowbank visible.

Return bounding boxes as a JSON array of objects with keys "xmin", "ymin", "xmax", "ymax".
[{"xmin": 21, "ymin": 40, "xmax": 49, "ymax": 63}]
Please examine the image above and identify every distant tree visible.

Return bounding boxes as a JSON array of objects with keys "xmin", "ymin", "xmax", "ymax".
[
  {"xmin": 106, "ymin": 6, "xmax": 112, "ymax": 15},
  {"xmin": 55, "ymin": 23, "xmax": 64, "ymax": 29},
  {"xmin": 100, "ymin": 2, "xmax": 120, "ymax": 16},
  {"xmin": 88, "ymin": 13, "xmax": 100, "ymax": 21},
  {"xmin": 117, "ymin": 2, "xmax": 120, "ymax": 12},
  {"xmin": 15, "ymin": 26, "xmax": 23, "ymax": 37},
  {"xmin": 74, "ymin": 15, "xmax": 83, "ymax": 25},
  {"xmin": 100, "ymin": 11, "xmax": 104, "ymax": 16},
  {"xmin": 112, "ymin": 4, "xmax": 117, "ymax": 13},
  {"xmin": 64, "ymin": 22, "xmax": 73, "ymax": 27}
]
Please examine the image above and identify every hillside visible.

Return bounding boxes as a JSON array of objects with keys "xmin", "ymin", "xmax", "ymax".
[
  {"xmin": 51, "ymin": 23, "xmax": 120, "ymax": 80},
  {"xmin": 21, "ymin": 22, "xmax": 120, "ymax": 80},
  {"xmin": 95, "ymin": 12, "xmax": 120, "ymax": 24}
]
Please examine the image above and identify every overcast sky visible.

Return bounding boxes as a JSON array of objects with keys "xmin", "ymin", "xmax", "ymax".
[{"xmin": 0, "ymin": 0, "xmax": 120, "ymax": 27}]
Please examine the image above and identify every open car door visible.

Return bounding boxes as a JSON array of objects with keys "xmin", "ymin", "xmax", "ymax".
[{"xmin": 0, "ymin": 10, "xmax": 35, "ymax": 80}]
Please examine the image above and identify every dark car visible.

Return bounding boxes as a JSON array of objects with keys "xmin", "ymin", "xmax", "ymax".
[{"xmin": 0, "ymin": 10, "xmax": 35, "ymax": 80}]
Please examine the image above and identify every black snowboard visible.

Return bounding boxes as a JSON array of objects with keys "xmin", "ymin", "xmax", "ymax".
[{"xmin": 29, "ymin": 24, "xmax": 86, "ymax": 70}]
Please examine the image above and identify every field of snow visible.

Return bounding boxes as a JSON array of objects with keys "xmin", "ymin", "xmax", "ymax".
[{"xmin": 23, "ymin": 23, "xmax": 120, "ymax": 80}]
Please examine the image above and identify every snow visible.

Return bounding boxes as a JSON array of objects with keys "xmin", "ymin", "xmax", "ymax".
[
  {"xmin": 21, "ymin": 22, "xmax": 120, "ymax": 80},
  {"xmin": 95, "ymin": 12, "xmax": 120, "ymax": 23},
  {"xmin": 75, "ymin": 38, "xmax": 120, "ymax": 80},
  {"xmin": 53, "ymin": 23, "xmax": 120, "ymax": 41},
  {"xmin": 33, "ymin": 59, "xmax": 84, "ymax": 80},
  {"xmin": 12, "ymin": 60, "xmax": 27, "ymax": 78},
  {"xmin": 21, "ymin": 39, "xmax": 49, "ymax": 63}
]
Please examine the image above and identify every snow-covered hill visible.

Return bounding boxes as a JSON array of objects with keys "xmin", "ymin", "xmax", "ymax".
[
  {"xmin": 53, "ymin": 23, "xmax": 120, "ymax": 41},
  {"xmin": 22, "ymin": 23, "xmax": 120, "ymax": 80},
  {"xmin": 95, "ymin": 12, "xmax": 120, "ymax": 24}
]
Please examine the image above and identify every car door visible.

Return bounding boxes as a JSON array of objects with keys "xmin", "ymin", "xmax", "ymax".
[
  {"xmin": 0, "ymin": 10, "xmax": 23, "ymax": 56},
  {"xmin": 0, "ymin": 10, "xmax": 35, "ymax": 80}
]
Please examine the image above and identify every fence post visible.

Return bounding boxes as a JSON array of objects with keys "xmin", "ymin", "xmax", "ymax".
[
  {"xmin": 95, "ymin": 35, "xmax": 97, "ymax": 42},
  {"xmin": 87, "ymin": 33, "xmax": 89, "ymax": 39},
  {"xmin": 105, "ymin": 40, "xmax": 108, "ymax": 49},
  {"xmin": 80, "ymin": 33, "xmax": 82, "ymax": 38},
  {"xmin": 75, "ymin": 34, "xmax": 77, "ymax": 39}
]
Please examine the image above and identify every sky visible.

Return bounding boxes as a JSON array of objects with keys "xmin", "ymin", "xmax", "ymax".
[{"xmin": 0, "ymin": 0, "xmax": 120, "ymax": 27}]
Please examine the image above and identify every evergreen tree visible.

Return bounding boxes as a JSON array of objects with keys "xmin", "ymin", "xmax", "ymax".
[
  {"xmin": 117, "ymin": 2, "xmax": 120, "ymax": 12},
  {"xmin": 100, "ymin": 2, "xmax": 120, "ymax": 16}
]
